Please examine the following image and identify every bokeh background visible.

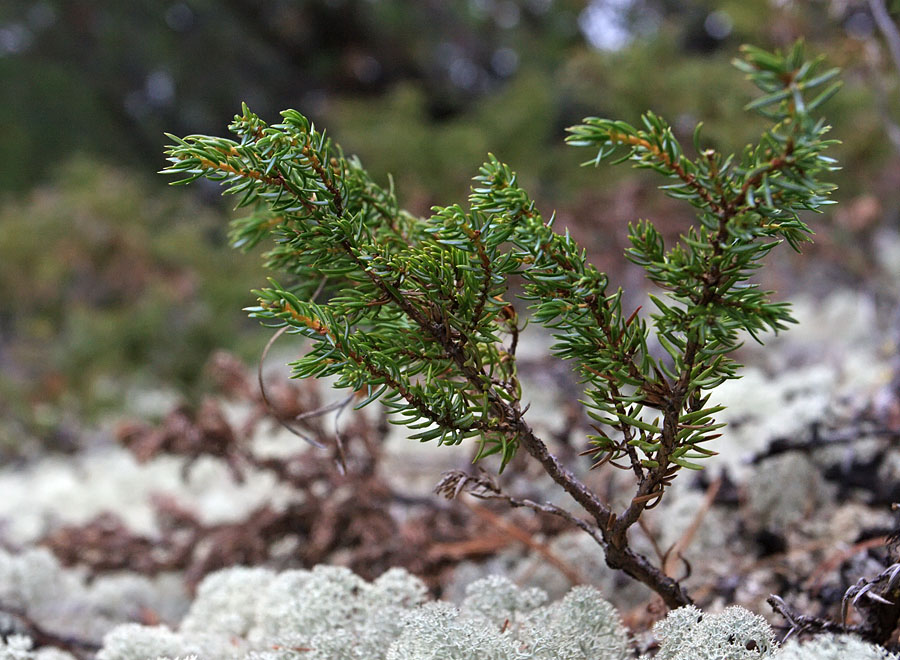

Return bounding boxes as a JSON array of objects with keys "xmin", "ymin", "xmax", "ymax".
[{"xmin": 2, "ymin": 0, "xmax": 899, "ymax": 455}]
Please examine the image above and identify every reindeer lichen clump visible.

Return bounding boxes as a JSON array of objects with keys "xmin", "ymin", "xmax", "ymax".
[{"xmin": 162, "ymin": 42, "xmax": 839, "ymax": 607}]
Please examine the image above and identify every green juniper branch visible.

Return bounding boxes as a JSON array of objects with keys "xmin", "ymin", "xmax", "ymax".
[{"xmin": 162, "ymin": 42, "xmax": 839, "ymax": 608}]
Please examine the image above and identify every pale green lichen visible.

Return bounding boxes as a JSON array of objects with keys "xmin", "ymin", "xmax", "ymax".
[
  {"xmin": 93, "ymin": 568, "xmax": 631, "ymax": 660},
  {"xmin": 0, "ymin": 635, "xmax": 76, "ymax": 660},
  {"xmin": 96, "ymin": 623, "xmax": 239, "ymax": 660},
  {"xmin": 385, "ymin": 601, "xmax": 523, "ymax": 660},
  {"xmin": 4, "ymin": 559, "xmax": 897, "ymax": 660},
  {"xmin": 244, "ymin": 564, "xmax": 430, "ymax": 659},
  {"xmin": 91, "ymin": 569, "xmax": 900, "ymax": 660},
  {"xmin": 643, "ymin": 604, "xmax": 777, "ymax": 659},
  {"xmin": 179, "ymin": 566, "xmax": 275, "ymax": 637},
  {"xmin": 459, "ymin": 575, "xmax": 546, "ymax": 629},
  {"xmin": 518, "ymin": 585, "xmax": 630, "ymax": 660},
  {"xmin": 776, "ymin": 634, "xmax": 899, "ymax": 660},
  {"xmin": 0, "ymin": 547, "xmax": 185, "ymax": 643}
]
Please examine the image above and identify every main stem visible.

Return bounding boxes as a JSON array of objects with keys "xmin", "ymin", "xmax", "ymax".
[{"xmin": 514, "ymin": 417, "xmax": 693, "ymax": 608}]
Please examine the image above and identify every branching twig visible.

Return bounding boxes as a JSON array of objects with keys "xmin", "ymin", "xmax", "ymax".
[
  {"xmin": 768, "ymin": 594, "xmax": 851, "ymax": 643},
  {"xmin": 435, "ymin": 468, "xmax": 692, "ymax": 608},
  {"xmin": 870, "ymin": 0, "xmax": 900, "ymax": 76},
  {"xmin": 662, "ymin": 477, "xmax": 721, "ymax": 578},
  {"xmin": 751, "ymin": 423, "xmax": 900, "ymax": 464},
  {"xmin": 867, "ymin": 0, "xmax": 900, "ymax": 153},
  {"xmin": 435, "ymin": 469, "xmax": 606, "ymax": 549},
  {"xmin": 463, "ymin": 500, "xmax": 586, "ymax": 586}
]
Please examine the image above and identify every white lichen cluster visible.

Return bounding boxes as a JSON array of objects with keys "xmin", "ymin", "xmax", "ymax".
[
  {"xmin": 0, "ymin": 547, "xmax": 185, "ymax": 643},
  {"xmin": 706, "ymin": 290, "xmax": 892, "ymax": 483},
  {"xmin": 0, "ymin": 635, "xmax": 76, "ymax": 660},
  {"xmin": 92, "ymin": 568, "xmax": 629, "ymax": 660},
  {"xmin": 745, "ymin": 453, "xmax": 829, "ymax": 532},
  {"xmin": 642, "ymin": 604, "xmax": 777, "ymax": 659},
  {"xmin": 1, "ymin": 558, "xmax": 897, "ymax": 660},
  {"xmin": 0, "ymin": 447, "xmax": 298, "ymax": 546},
  {"xmin": 641, "ymin": 605, "xmax": 899, "ymax": 660},
  {"xmin": 97, "ymin": 564, "xmax": 429, "ymax": 660},
  {"xmin": 777, "ymin": 634, "xmax": 900, "ymax": 659}
]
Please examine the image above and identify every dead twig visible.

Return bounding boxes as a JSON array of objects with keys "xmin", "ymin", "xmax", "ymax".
[
  {"xmin": 256, "ymin": 275, "xmax": 331, "ymax": 449},
  {"xmin": 662, "ymin": 477, "xmax": 721, "ymax": 578},
  {"xmin": 869, "ymin": 0, "xmax": 900, "ymax": 77},
  {"xmin": 768, "ymin": 594, "xmax": 850, "ymax": 643},
  {"xmin": 258, "ymin": 325, "xmax": 325, "ymax": 448},
  {"xmin": 805, "ymin": 536, "xmax": 889, "ymax": 593},
  {"xmin": 463, "ymin": 499, "xmax": 586, "ymax": 587},
  {"xmin": 750, "ymin": 424, "xmax": 900, "ymax": 465},
  {"xmin": 435, "ymin": 470, "xmax": 607, "ymax": 550},
  {"xmin": 638, "ymin": 517, "xmax": 667, "ymax": 566}
]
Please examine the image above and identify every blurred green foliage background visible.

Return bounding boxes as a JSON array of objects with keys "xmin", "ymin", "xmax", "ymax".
[{"xmin": 1, "ymin": 0, "xmax": 898, "ymax": 450}]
